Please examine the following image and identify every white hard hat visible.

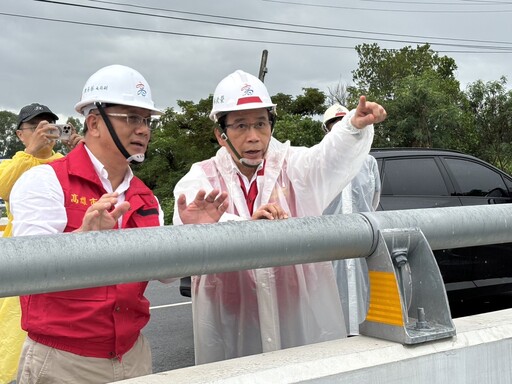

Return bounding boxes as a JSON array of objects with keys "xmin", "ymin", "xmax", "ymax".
[
  {"xmin": 323, "ymin": 104, "xmax": 349, "ymax": 125},
  {"xmin": 209, "ymin": 70, "xmax": 276, "ymax": 122},
  {"xmin": 74, "ymin": 64, "xmax": 162, "ymax": 115}
]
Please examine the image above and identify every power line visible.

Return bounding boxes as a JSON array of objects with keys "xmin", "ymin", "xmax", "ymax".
[
  {"xmin": 31, "ymin": 0, "xmax": 512, "ymax": 51},
  {"xmin": 0, "ymin": 12, "xmax": 356, "ymax": 50},
  {"xmin": 2, "ymin": 3, "xmax": 512, "ymax": 53},
  {"xmin": 360, "ymin": 0, "xmax": 512, "ymax": 5},
  {"xmin": 77, "ymin": 0, "xmax": 512, "ymax": 47},
  {"xmin": 2, "ymin": 11, "xmax": 510, "ymax": 54},
  {"xmin": 260, "ymin": 0, "xmax": 512, "ymax": 12}
]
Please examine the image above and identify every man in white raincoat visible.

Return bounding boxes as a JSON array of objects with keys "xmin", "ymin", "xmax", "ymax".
[
  {"xmin": 322, "ymin": 104, "xmax": 382, "ymax": 336},
  {"xmin": 173, "ymin": 70, "xmax": 387, "ymax": 364}
]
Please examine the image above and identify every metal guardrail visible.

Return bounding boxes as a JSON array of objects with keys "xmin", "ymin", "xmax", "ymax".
[{"xmin": 1, "ymin": 204, "xmax": 511, "ymax": 298}]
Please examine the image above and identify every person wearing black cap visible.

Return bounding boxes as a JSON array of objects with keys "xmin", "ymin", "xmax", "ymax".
[
  {"xmin": 0, "ymin": 103, "xmax": 82, "ymax": 237},
  {"xmin": 16, "ymin": 103, "xmax": 81, "ymax": 155},
  {"xmin": 0, "ymin": 102, "xmax": 82, "ymax": 383}
]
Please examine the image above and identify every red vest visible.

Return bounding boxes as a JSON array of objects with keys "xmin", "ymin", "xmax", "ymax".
[{"xmin": 20, "ymin": 143, "xmax": 161, "ymax": 359}]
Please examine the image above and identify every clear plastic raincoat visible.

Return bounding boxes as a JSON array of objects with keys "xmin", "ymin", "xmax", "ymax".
[
  {"xmin": 0, "ymin": 150, "xmax": 62, "ymax": 383},
  {"xmin": 173, "ymin": 113, "xmax": 374, "ymax": 364},
  {"xmin": 323, "ymin": 155, "xmax": 381, "ymax": 335}
]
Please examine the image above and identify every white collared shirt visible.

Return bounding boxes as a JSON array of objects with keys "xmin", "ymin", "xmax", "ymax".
[
  {"xmin": 11, "ymin": 145, "xmax": 163, "ymax": 237},
  {"xmin": 235, "ymin": 161, "xmax": 264, "ymax": 191}
]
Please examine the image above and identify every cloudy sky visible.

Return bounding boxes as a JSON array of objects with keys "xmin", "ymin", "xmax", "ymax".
[{"xmin": 1, "ymin": 0, "xmax": 511, "ymax": 122}]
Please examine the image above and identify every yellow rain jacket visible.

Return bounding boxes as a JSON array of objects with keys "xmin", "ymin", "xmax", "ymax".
[{"xmin": 0, "ymin": 150, "xmax": 63, "ymax": 383}]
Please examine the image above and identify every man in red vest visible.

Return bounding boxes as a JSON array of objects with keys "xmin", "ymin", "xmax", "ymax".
[{"xmin": 10, "ymin": 65, "xmax": 227, "ymax": 383}]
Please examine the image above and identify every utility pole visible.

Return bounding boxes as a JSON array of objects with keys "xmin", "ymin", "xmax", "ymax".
[{"xmin": 258, "ymin": 50, "xmax": 268, "ymax": 82}]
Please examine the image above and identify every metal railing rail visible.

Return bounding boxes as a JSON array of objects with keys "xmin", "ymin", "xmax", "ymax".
[{"xmin": 1, "ymin": 204, "xmax": 511, "ymax": 297}]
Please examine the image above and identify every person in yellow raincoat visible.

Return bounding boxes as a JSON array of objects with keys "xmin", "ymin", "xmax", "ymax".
[{"xmin": 0, "ymin": 103, "xmax": 81, "ymax": 384}]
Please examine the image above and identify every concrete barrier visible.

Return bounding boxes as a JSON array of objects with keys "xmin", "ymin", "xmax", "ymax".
[{"xmin": 118, "ymin": 308, "xmax": 512, "ymax": 384}]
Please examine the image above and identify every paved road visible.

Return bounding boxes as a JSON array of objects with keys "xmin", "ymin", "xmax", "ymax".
[
  {"xmin": 143, "ymin": 279, "xmax": 512, "ymax": 374},
  {"xmin": 143, "ymin": 280, "xmax": 195, "ymax": 373}
]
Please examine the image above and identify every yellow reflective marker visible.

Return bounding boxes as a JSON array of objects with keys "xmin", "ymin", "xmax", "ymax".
[{"xmin": 366, "ymin": 270, "xmax": 404, "ymax": 326}]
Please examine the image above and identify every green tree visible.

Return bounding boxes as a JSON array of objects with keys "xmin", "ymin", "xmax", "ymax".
[
  {"xmin": 290, "ymin": 88, "xmax": 326, "ymax": 116},
  {"xmin": 271, "ymin": 93, "xmax": 294, "ymax": 114},
  {"xmin": 273, "ymin": 113, "xmax": 324, "ymax": 147},
  {"xmin": 271, "ymin": 88, "xmax": 326, "ymax": 147},
  {"xmin": 350, "ymin": 43, "xmax": 457, "ymax": 102},
  {"xmin": 379, "ymin": 71, "xmax": 470, "ymax": 149},
  {"xmin": 272, "ymin": 88, "xmax": 327, "ymax": 116},
  {"xmin": 464, "ymin": 77, "xmax": 512, "ymax": 172},
  {"xmin": 348, "ymin": 43, "xmax": 466, "ymax": 149},
  {"xmin": 0, "ymin": 111, "xmax": 22, "ymax": 158}
]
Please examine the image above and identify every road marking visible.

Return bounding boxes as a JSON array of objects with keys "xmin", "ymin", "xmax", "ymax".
[{"xmin": 150, "ymin": 301, "xmax": 191, "ymax": 310}]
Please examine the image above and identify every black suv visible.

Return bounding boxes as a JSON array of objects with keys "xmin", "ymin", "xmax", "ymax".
[
  {"xmin": 372, "ymin": 148, "xmax": 512, "ymax": 297},
  {"xmin": 180, "ymin": 148, "xmax": 512, "ymax": 298}
]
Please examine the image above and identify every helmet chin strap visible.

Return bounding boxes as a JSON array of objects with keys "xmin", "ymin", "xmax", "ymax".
[
  {"xmin": 220, "ymin": 130, "xmax": 262, "ymax": 168},
  {"xmin": 218, "ymin": 112, "xmax": 275, "ymax": 169},
  {"xmin": 95, "ymin": 102, "xmax": 145, "ymax": 163}
]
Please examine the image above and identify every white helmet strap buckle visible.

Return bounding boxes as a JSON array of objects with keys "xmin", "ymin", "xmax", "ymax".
[{"xmin": 219, "ymin": 126, "xmax": 262, "ymax": 169}]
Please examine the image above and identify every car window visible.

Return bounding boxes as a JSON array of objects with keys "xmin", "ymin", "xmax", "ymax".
[
  {"xmin": 444, "ymin": 157, "xmax": 507, "ymax": 197},
  {"xmin": 504, "ymin": 178, "xmax": 512, "ymax": 194},
  {"xmin": 381, "ymin": 157, "xmax": 449, "ymax": 196}
]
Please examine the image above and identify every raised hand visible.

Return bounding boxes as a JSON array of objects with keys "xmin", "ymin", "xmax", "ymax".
[
  {"xmin": 252, "ymin": 202, "xmax": 288, "ymax": 220},
  {"xmin": 350, "ymin": 95, "xmax": 387, "ymax": 129},
  {"xmin": 177, "ymin": 189, "xmax": 228, "ymax": 224},
  {"xmin": 75, "ymin": 193, "xmax": 130, "ymax": 232},
  {"xmin": 23, "ymin": 120, "xmax": 59, "ymax": 156}
]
